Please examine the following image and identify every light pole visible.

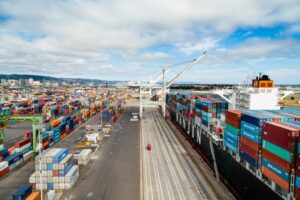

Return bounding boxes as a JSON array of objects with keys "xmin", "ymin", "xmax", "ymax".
[{"xmin": 37, "ymin": 125, "xmax": 45, "ymax": 200}]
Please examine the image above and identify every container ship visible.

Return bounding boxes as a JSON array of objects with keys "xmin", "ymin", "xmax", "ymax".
[{"xmin": 166, "ymin": 74, "xmax": 300, "ymax": 200}]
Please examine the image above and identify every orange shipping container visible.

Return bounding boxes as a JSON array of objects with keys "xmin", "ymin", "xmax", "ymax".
[
  {"xmin": 50, "ymin": 119, "xmax": 60, "ymax": 128},
  {"xmin": 261, "ymin": 166, "xmax": 290, "ymax": 192},
  {"xmin": 26, "ymin": 191, "xmax": 41, "ymax": 200}
]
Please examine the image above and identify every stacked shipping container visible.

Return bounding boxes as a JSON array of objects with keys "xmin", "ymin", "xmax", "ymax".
[
  {"xmin": 29, "ymin": 148, "xmax": 79, "ymax": 190},
  {"xmin": 224, "ymin": 110, "xmax": 241, "ymax": 154},
  {"xmin": 262, "ymin": 122, "xmax": 300, "ymax": 192}
]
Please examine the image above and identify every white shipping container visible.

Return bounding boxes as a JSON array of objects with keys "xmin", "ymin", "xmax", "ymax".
[
  {"xmin": 35, "ymin": 183, "xmax": 48, "ymax": 190},
  {"xmin": 15, "ymin": 142, "xmax": 31, "ymax": 153},
  {"xmin": 35, "ymin": 164, "xmax": 48, "ymax": 171},
  {"xmin": 195, "ymin": 116, "xmax": 202, "ymax": 126},
  {"xmin": 0, "ymin": 161, "xmax": 8, "ymax": 170},
  {"xmin": 24, "ymin": 150, "xmax": 33, "ymax": 161}
]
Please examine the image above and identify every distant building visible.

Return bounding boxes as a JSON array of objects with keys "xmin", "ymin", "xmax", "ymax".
[
  {"xmin": 28, "ymin": 78, "xmax": 34, "ymax": 85},
  {"xmin": 32, "ymin": 81, "xmax": 41, "ymax": 86},
  {"xmin": 19, "ymin": 79, "xmax": 26, "ymax": 86},
  {"xmin": 7, "ymin": 79, "xmax": 18, "ymax": 86},
  {"xmin": 1, "ymin": 79, "xmax": 7, "ymax": 85}
]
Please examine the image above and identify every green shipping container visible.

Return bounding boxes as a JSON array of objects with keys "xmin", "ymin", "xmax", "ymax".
[
  {"xmin": 262, "ymin": 140, "xmax": 295, "ymax": 163},
  {"xmin": 225, "ymin": 124, "xmax": 240, "ymax": 135}
]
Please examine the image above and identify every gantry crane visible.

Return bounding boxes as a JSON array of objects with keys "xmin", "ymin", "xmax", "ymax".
[
  {"xmin": 0, "ymin": 114, "xmax": 43, "ymax": 157},
  {"xmin": 139, "ymin": 51, "xmax": 207, "ymax": 118}
]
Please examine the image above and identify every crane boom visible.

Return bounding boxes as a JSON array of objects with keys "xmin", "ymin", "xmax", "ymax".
[{"xmin": 149, "ymin": 51, "xmax": 207, "ymax": 100}]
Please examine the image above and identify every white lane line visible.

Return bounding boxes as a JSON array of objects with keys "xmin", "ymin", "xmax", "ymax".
[
  {"xmin": 152, "ymin": 111, "xmax": 193, "ymax": 200},
  {"xmin": 143, "ymin": 118, "xmax": 154, "ymax": 200},
  {"xmin": 150, "ymin": 120, "xmax": 165, "ymax": 200},
  {"xmin": 145, "ymin": 112, "xmax": 161, "ymax": 200},
  {"xmin": 141, "ymin": 118, "xmax": 148, "ymax": 200},
  {"xmin": 156, "ymin": 112, "xmax": 206, "ymax": 199},
  {"xmin": 149, "ymin": 111, "xmax": 171, "ymax": 200},
  {"xmin": 156, "ymin": 111, "xmax": 218, "ymax": 200},
  {"xmin": 165, "ymin": 126, "xmax": 217, "ymax": 199},
  {"xmin": 150, "ymin": 111, "xmax": 186, "ymax": 200}
]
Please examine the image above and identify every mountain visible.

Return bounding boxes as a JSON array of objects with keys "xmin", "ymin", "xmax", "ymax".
[{"xmin": 0, "ymin": 74, "xmax": 119, "ymax": 84}]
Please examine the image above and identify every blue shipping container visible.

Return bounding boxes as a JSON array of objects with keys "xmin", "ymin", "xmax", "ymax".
[
  {"xmin": 240, "ymin": 129, "xmax": 261, "ymax": 144},
  {"xmin": 240, "ymin": 150, "xmax": 258, "ymax": 168},
  {"xmin": 241, "ymin": 121, "xmax": 261, "ymax": 135},
  {"xmin": 224, "ymin": 140, "xmax": 238, "ymax": 154},
  {"xmin": 262, "ymin": 158, "xmax": 290, "ymax": 182},
  {"xmin": 224, "ymin": 131, "xmax": 239, "ymax": 141},
  {"xmin": 12, "ymin": 184, "xmax": 32, "ymax": 200},
  {"xmin": 53, "ymin": 148, "xmax": 68, "ymax": 163}
]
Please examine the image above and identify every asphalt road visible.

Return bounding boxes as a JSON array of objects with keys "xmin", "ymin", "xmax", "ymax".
[
  {"xmin": 62, "ymin": 105, "xmax": 140, "ymax": 200},
  {"xmin": 4, "ymin": 122, "xmax": 32, "ymax": 147},
  {"xmin": 142, "ymin": 107, "xmax": 218, "ymax": 200}
]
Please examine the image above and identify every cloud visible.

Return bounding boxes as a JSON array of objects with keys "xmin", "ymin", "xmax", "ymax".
[
  {"xmin": 177, "ymin": 38, "xmax": 219, "ymax": 54},
  {"xmin": 0, "ymin": 0, "xmax": 300, "ymax": 82},
  {"xmin": 205, "ymin": 38, "xmax": 300, "ymax": 64}
]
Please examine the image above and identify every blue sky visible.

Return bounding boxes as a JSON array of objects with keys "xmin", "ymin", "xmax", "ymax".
[{"xmin": 0, "ymin": 0, "xmax": 300, "ymax": 84}]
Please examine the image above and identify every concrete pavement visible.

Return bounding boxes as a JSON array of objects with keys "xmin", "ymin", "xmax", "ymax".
[{"xmin": 142, "ymin": 107, "xmax": 218, "ymax": 200}]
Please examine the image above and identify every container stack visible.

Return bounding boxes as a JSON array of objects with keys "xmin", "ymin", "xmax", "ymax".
[
  {"xmin": 29, "ymin": 148, "xmax": 79, "ymax": 190},
  {"xmin": 74, "ymin": 149, "xmax": 92, "ymax": 165},
  {"xmin": 166, "ymin": 94, "xmax": 177, "ymax": 110},
  {"xmin": 177, "ymin": 94, "xmax": 191, "ymax": 117},
  {"xmin": 239, "ymin": 111, "xmax": 274, "ymax": 168},
  {"xmin": 261, "ymin": 121, "xmax": 299, "ymax": 192},
  {"xmin": 224, "ymin": 110, "xmax": 242, "ymax": 154},
  {"xmin": 195, "ymin": 94, "xmax": 228, "ymax": 128}
]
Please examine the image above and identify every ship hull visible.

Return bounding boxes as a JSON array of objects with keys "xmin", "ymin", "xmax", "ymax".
[{"xmin": 168, "ymin": 108, "xmax": 282, "ymax": 200}]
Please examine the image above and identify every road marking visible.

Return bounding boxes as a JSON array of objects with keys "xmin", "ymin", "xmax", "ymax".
[{"xmin": 142, "ymin": 108, "xmax": 218, "ymax": 200}]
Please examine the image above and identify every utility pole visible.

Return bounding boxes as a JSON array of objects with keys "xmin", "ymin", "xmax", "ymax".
[
  {"xmin": 139, "ymin": 81, "xmax": 143, "ymax": 118},
  {"xmin": 37, "ymin": 125, "xmax": 44, "ymax": 200},
  {"xmin": 162, "ymin": 66, "xmax": 167, "ymax": 118}
]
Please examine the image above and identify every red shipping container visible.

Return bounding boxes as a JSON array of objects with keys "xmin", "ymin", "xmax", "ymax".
[
  {"xmin": 295, "ymin": 188, "xmax": 300, "ymax": 200},
  {"xmin": 226, "ymin": 118, "xmax": 241, "ymax": 129},
  {"xmin": 53, "ymin": 170, "xmax": 59, "ymax": 176},
  {"xmin": 15, "ymin": 138, "xmax": 32, "ymax": 148},
  {"xmin": 240, "ymin": 143, "xmax": 259, "ymax": 159},
  {"xmin": 240, "ymin": 136, "xmax": 260, "ymax": 152},
  {"xmin": 262, "ymin": 149, "xmax": 292, "ymax": 173},
  {"xmin": 42, "ymin": 138, "xmax": 49, "ymax": 144},
  {"xmin": 8, "ymin": 146, "xmax": 15, "ymax": 155},
  {"xmin": 263, "ymin": 122, "xmax": 299, "ymax": 152},
  {"xmin": 0, "ymin": 166, "xmax": 9, "ymax": 177},
  {"xmin": 201, "ymin": 106, "xmax": 209, "ymax": 112},
  {"xmin": 226, "ymin": 110, "xmax": 242, "ymax": 120}
]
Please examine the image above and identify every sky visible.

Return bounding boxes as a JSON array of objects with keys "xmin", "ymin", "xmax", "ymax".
[{"xmin": 0, "ymin": 0, "xmax": 300, "ymax": 84}]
